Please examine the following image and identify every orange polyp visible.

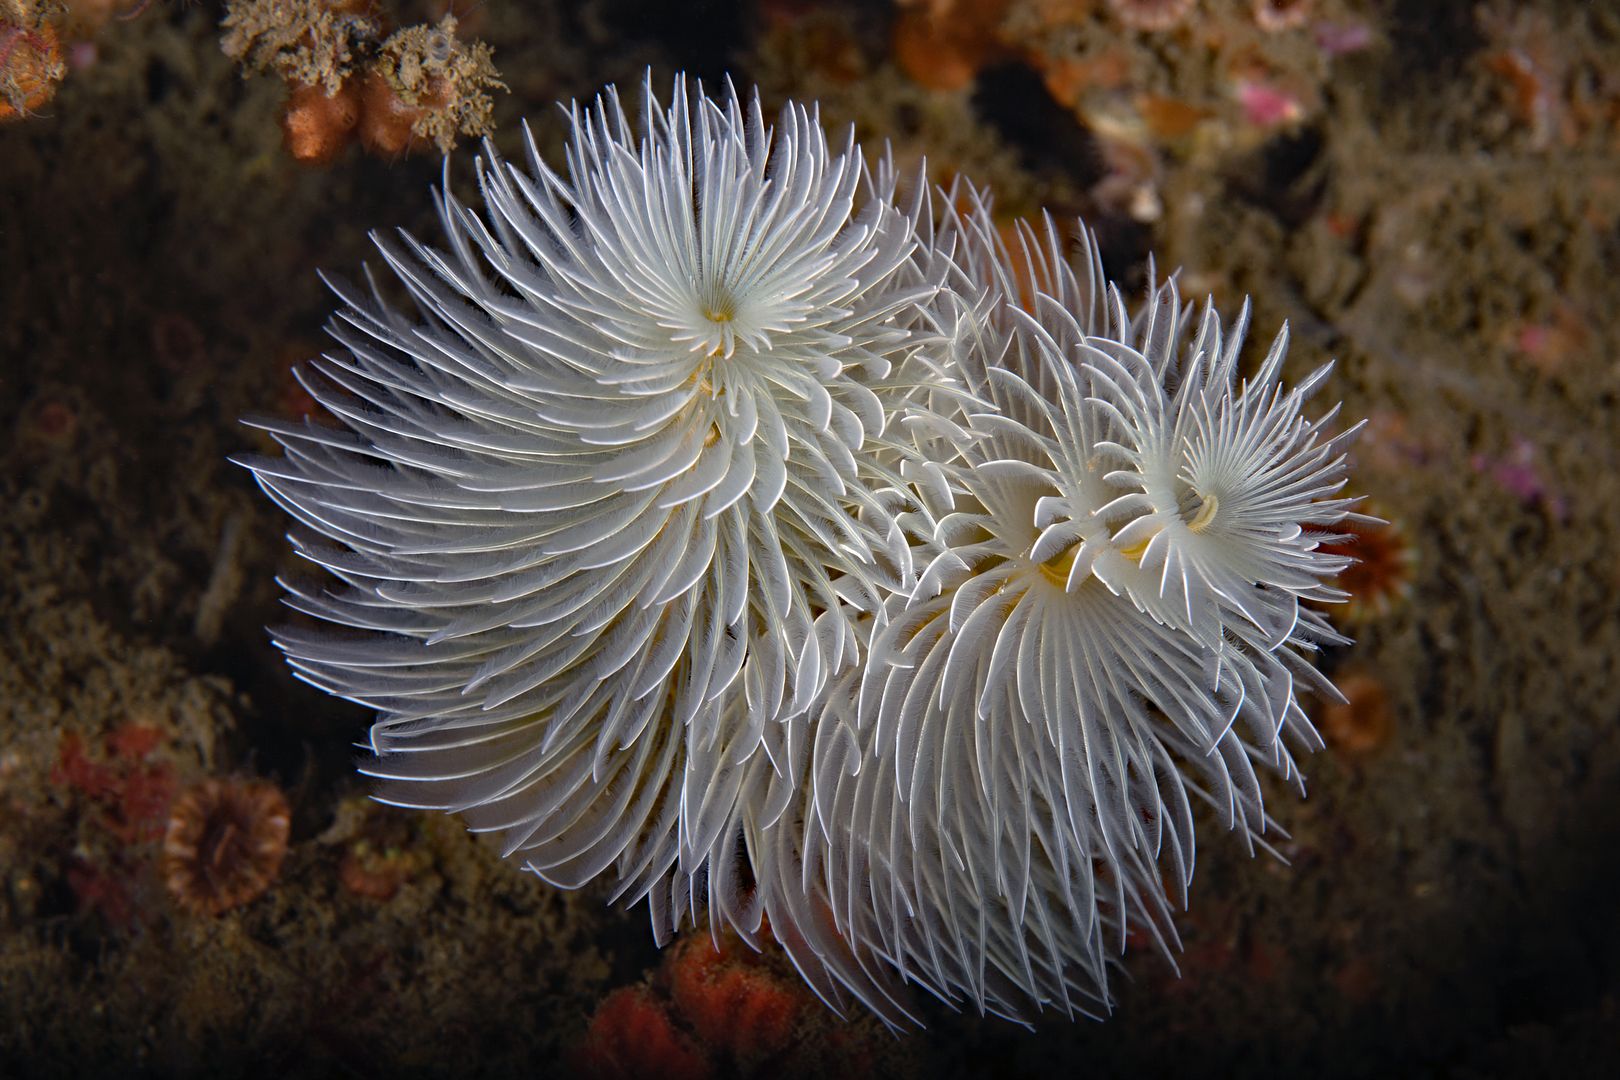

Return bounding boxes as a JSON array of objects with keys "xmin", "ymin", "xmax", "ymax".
[
  {"xmin": 357, "ymin": 68, "xmax": 449, "ymax": 157},
  {"xmin": 1316, "ymin": 670, "xmax": 1394, "ymax": 759},
  {"xmin": 890, "ymin": 0, "xmax": 1011, "ymax": 92},
  {"xmin": 574, "ymin": 987, "xmax": 713, "ymax": 1080},
  {"xmin": 280, "ymin": 79, "xmax": 361, "ymax": 166},
  {"xmin": 1315, "ymin": 514, "xmax": 1415, "ymax": 624}
]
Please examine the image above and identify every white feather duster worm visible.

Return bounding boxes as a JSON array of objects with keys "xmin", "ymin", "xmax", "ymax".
[
  {"xmin": 774, "ymin": 190, "xmax": 1361, "ymax": 1023},
  {"xmin": 239, "ymin": 77, "xmax": 938, "ymax": 936},
  {"xmin": 240, "ymin": 75, "xmax": 1365, "ymax": 1028}
]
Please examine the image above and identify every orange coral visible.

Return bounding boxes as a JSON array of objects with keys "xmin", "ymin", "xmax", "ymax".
[
  {"xmin": 571, "ymin": 921, "xmax": 905, "ymax": 1076},
  {"xmin": 280, "ymin": 79, "xmax": 361, "ymax": 165},
  {"xmin": 50, "ymin": 725, "xmax": 181, "ymax": 927},
  {"xmin": 1314, "ymin": 513, "xmax": 1415, "ymax": 624},
  {"xmin": 1316, "ymin": 669, "xmax": 1393, "ymax": 759},
  {"xmin": 226, "ymin": 2, "xmax": 501, "ymax": 164},
  {"xmin": 0, "ymin": 18, "xmax": 64, "ymax": 121},
  {"xmin": 891, "ymin": 0, "xmax": 1011, "ymax": 92},
  {"xmin": 667, "ymin": 934, "xmax": 803, "ymax": 1069},
  {"xmin": 1477, "ymin": 5, "xmax": 1577, "ymax": 150},
  {"xmin": 573, "ymin": 987, "xmax": 713, "ymax": 1080},
  {"xmin": 338, "ymin": 842, "xmax": 414, "ymax": 900},
  {"xmin": 356, "ymin": 67, "xmax": 444, "ymax": 156},
  {"xmin": 163, "ymin": 779, "xmax": 291, "ymax": 916},
  {"xmin": 52, "ymin": 727, "xmax": 177, "ymax": 844},
  {"xmin": 1036, "ymin": 48, "xmax": 1130, "ymax": 106}
]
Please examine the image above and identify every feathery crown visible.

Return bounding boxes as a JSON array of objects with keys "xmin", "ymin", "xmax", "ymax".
[{"xmin": 241, "ymin": 77, "xmax": 1361, "ymax": 1026}]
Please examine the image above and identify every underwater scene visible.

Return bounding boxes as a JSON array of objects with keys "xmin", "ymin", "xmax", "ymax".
[{"xmin": 2, "ymin": 1, "xmax": 1618, "ymax": 1077}]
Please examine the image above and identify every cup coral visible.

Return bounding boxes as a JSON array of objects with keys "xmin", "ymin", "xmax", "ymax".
[
  {"xmin": 163, "ymin": 779, "xmax": 291, "ymax": 916},
  {"xmin": 241, "ymin": 76, "xmax": 1362, "ymax": 1027}
]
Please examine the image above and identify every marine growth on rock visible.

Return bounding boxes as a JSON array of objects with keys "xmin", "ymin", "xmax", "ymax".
[{"xmin": 240, "ymin": 76, "xmax": 1362, "ymax": 1026}]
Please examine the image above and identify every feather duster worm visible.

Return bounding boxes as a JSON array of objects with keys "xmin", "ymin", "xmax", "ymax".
[
  {"xmin": 241, "ymin": 77, "xmax": 938, "ymax": 934},
  {"xmin": 241, "ymin": 78, "xmax": 1362, "ymax": 1027},
  {"xmin": 766, "ymin": 191, "xmax": 1361, "ymax": 1023}
]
